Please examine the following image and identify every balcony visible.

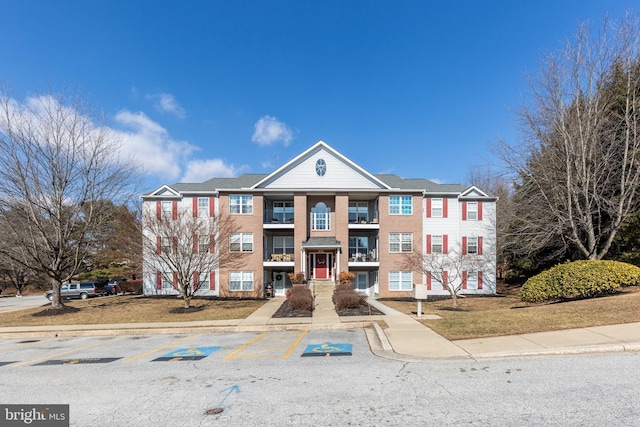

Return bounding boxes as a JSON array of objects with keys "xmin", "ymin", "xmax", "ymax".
[
  {"xmin": 348, "ymin": 249, "xmax": 379, "ymax": 265},
  {"xmin": 264, "ymin": 253, "xmax": 295, "ymax": 266},
  {"xmin": 263, "ymin": 209, "xmax": 295, "ymax": 228}
]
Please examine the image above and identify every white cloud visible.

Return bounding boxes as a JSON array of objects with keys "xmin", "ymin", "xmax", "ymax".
[
  {"xmin": 113, "ymin": 110, "xmax": 196, "ymax": 181},
  {"xmin": 251, "ymin": 115, "xmax": 293, "ymax": 146},
  {"xmin": 146, "ymin": 93, "xmax": 186, "ymax": 118},
  {"xmin": 180, "ymin": 158, "xmax": 248, "ymax": 182}
]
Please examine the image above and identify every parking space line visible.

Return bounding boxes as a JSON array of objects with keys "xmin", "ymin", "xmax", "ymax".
[
  {"xmin": 122, "ymin": 334, "xmax": 202, "ymax": 364},
  {"xmin": 11, "ymin": 337, "xmax": 124, "ymax": 368},
  {"xmin": 224, "ymin": 331, "xmax": 307, "ymax": 360},
  {"xmin": 0, "ymin": 338, "xmax": 53, "ymax": 353}
]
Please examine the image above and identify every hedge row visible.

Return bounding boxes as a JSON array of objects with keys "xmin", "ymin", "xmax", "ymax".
[{"xmin": 520, "ymin": 260, "xmax": 640, "ymax": 303}]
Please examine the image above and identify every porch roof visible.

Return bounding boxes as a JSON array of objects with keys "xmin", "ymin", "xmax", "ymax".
[{"xmin": 302, "ymin": 237, "xmax": 342, "ymax": 249}]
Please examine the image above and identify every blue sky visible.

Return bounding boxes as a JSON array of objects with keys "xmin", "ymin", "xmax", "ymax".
[{"xmin": 1, "ymin": 1, "xmax": 637, "ymax": 191}]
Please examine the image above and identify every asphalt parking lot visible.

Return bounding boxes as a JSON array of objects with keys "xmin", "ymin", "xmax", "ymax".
[{"xmin": 0, "ymin": 329, "xmax": 363, "ymax": 368}]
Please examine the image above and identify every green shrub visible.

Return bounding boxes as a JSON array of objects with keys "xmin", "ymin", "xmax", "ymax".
[
  {"xmin": 521, "ymin": 260, "xmax": 640, "ymax": 303},
  {"xmin": 288, "ymin": 285, "xmax": 313, "ymax": 311}
]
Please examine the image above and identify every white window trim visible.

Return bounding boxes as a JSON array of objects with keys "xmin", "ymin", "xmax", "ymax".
[
  {"xmin": 230, "ymin": 232, "xmax": 253, "ymax": 253},
  {"xmin": 389, "ymin": 195, "xmax": 413, "ymax": 215},
  {"xmin": 198, "ymin": 197, "xmax": 209, "ymax": 217},
  {"xmin": 230, "ymin": 195, "xmax": 253, "ymax": 215},
  {"xmin": 467, "ymin": 202, "xmax": 478, "ymax": 220},
  {"xmin": 467, "ymin": 236, "xmax": 478, "ymax": 254},
  {"xmin": 389, "ymin": 271, "xmax": 412, "ymax": 291},
  {"xmin": 431, "ymin": 235, "xmax": 443, "ymax": 254},
  {"xmin": 389, "ymin": 233, "xmax": 413, "ymax": 253},
  {"xmin": 229, "ymin": 271, "xmax": 254, "ymax": 291},
  {"xmin": 431, "ymin": 198, "xmax": 443, "ymax": 218},
  {"xmin": 466, "ymin": 271, "xmax": 479, "ymax": 289}
]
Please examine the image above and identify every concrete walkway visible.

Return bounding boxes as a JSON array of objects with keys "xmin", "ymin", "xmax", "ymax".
[{"xmin": 1, "ymin": 294, "xmax": 639, "ymax": 361}]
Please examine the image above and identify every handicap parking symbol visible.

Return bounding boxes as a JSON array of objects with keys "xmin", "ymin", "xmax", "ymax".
[
  {"xmin": 153, "ymin": 346, "xmax": 221, "ymax": 362},
  {"xmin": 301, "ymin": 343, "xmax": 352, "ymax": 357}
]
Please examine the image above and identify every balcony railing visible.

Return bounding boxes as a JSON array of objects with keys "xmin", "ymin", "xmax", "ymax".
[
  {"xmin": 348, "ymin": 249, "xmax": 378, "ymax": 262},
  {"xmin": 266, "ymin": 253, "xmax": 295, "ymax": 262},
  {"xmin": 264, "ymin": 209, "xmax": 294, "ymax": 224}
]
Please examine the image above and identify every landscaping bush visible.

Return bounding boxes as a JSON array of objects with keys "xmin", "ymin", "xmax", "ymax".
[
  {"xmin": 333, "ymin": 283, "xmax": 367, "ymax": 311},
  {"xmin": 288, "ymin": 285, "xmax": 313, "ymax": 311},
  {"xmin": 521, "ymin": 260, "xmax": 640, "ymax": 303},
  {"xmin": 115, "ymin": 279, "xmax": 143, "ymax": 295}
]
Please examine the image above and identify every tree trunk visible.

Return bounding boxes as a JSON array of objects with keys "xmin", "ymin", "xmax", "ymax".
[{"xmin": 50, "ymin": 277, "xmax": 64, "ymax": 309}]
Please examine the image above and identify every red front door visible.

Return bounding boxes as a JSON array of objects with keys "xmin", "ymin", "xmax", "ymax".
[{"xmin": 315, "ymin": 254, "xmax": 328, "ymax": 279}]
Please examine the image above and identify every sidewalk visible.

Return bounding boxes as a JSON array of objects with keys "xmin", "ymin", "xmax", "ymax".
[{"xmin": 1, "ymin": 295, "xmax": 639, "ymax": 360}]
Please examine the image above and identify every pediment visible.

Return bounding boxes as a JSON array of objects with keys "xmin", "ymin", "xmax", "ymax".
[
  {"xmin": 252, "ymin": 141, "xmax": 390, "ymax": 190},
  {"xmin": 459, "ymin": 186, "xmax": 491, "ymax": 199},
  {"xmin": 146, "ymin": 185, "xmax": 181, "ymax": 198}
]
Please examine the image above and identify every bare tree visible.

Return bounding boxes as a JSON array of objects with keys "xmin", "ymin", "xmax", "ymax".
[
  {"xmin": 498, "ymin": 14, "xmax": 640, "ymax": 263},
  {"xmin": 142, "ymin": 204, "xmax": 239, "ymax": 309},
  {"xmin": 403, "ymin": 243, "xmax": 493, "ymax": 309},
  {"xmin": 0, "ymin": 89, "xmax": 139, "ymax": 309}
]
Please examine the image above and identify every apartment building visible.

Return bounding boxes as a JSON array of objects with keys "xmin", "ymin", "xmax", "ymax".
[{"xmin": 141, "ymin": 141, "xmax": 497, "ymax": 298}]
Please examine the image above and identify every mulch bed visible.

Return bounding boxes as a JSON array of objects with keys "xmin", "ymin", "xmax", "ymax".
[
  {"xmin": 271, "ymin": 299, "xmax": 384, "ymax": 318},
  {"xmin": 32, "ymin": 305, "xmax": 81, "ymax": 317},
  {"xmin": 272, "ymin": 300, "xmax": 312, "ymax": 318}
]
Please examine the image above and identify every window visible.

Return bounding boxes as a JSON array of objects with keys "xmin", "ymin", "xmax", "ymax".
[
  {"xmin": 273, "ymin": 202, "xmax": 294, "ymax": 222},
  {"xmin": 198, "ymin": 235, "xmax": 211, "ymax": 254},
  {"xmin": 349, "ymin": 236, "xmax": 369, "ymax": 259},
  {"xmin": 273, "ymin": 236, "xmax": 294, "ymax": 255},
  {"xmin": 467, "ymin": 237, "xmax": 478, "ymax": 254},
  {"xmin": 194, "ymin": 272, "xmax": 209, "ymax": 291},
  {"xmin": 230, "ymin": 233, "xmax": 253, "ymax": 252},
  {"xmin": 431, "ymin": 198, "xmax": 443, "ymax": 217},
  {"xmin": 429, "ymin": 273, "xmax": 445, "ymax": 291},
  {"xmin": 389, "ymin": 195, "xmax": 412, "ymax": 215},
  {"xmin": 467, "ymin": 202, "xmax": 478, "ymax": 220},
  {"xmin": 389, "ymin": 233, "xmax": 412, "ymax": 253},
  {"xmin": 230, "ymin": 271, "xmax": 254, "ymax": 291},
  {"xmin": 198, "ymin": 198, "xmax": 209, "ymax": 217},
  {"xmin": 311, "ymin": 202, "xmax": 330, "ymax": 230},
  {"xmin": 466, "ymin": 271, "xmax": 479, "ymax": 289},
  {"xmin": 355, "ymin": 272, "xmax": 368, "ymax": 291},
  {"xmin": 389, "ymin": 271, "xmax": 412, "ymax": 291},
  {"xmin": 161, "ymin": 201, "xmax": 172, "ymax": 218},
  {"xmin": 230, "ymin": 195, "xmax": 253, "ymax": 214},
  {"xmin": 348, "ymin": 202, "xmax": 368, "ymax": 223},
  {"xmin": 431, "ymin": 235, "xmax": 443, "ymax": 254},
  {"xmin": 161, "ymin": 237, "xmax": 172, "ymax": 254},
  {"xmin": 161, "ymin": 273, "xmax": 173, "ymax": 289}
]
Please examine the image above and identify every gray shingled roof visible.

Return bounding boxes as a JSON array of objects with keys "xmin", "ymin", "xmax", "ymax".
[
  {"xmin": 374, "ymin": 174, "xmax": 466, "ymax": 193},
  {"xmin": 147, "ymin": 172, "xmax": 467, "ymax": 196},
  {"xmin": 302, "ymin": 237, "xmax": 342, "ymax": 248}
]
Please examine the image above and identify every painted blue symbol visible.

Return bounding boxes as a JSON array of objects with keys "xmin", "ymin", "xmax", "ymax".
[
  {"xmin": 153, "ymin": 346, "xmax": 221, "ymax": 362},
  {"xmin": 302, "ymin": 343, "xmax": 352, "ymax": 357}
]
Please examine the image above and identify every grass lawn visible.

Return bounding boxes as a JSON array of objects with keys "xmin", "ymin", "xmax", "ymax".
[
  {"xmin": 0, "ymin": 295, "xmax": 267, "ymax": 327},
  {"xmin": 380, "ymin": 283, "xmax": 640, "ymax": 341}
]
